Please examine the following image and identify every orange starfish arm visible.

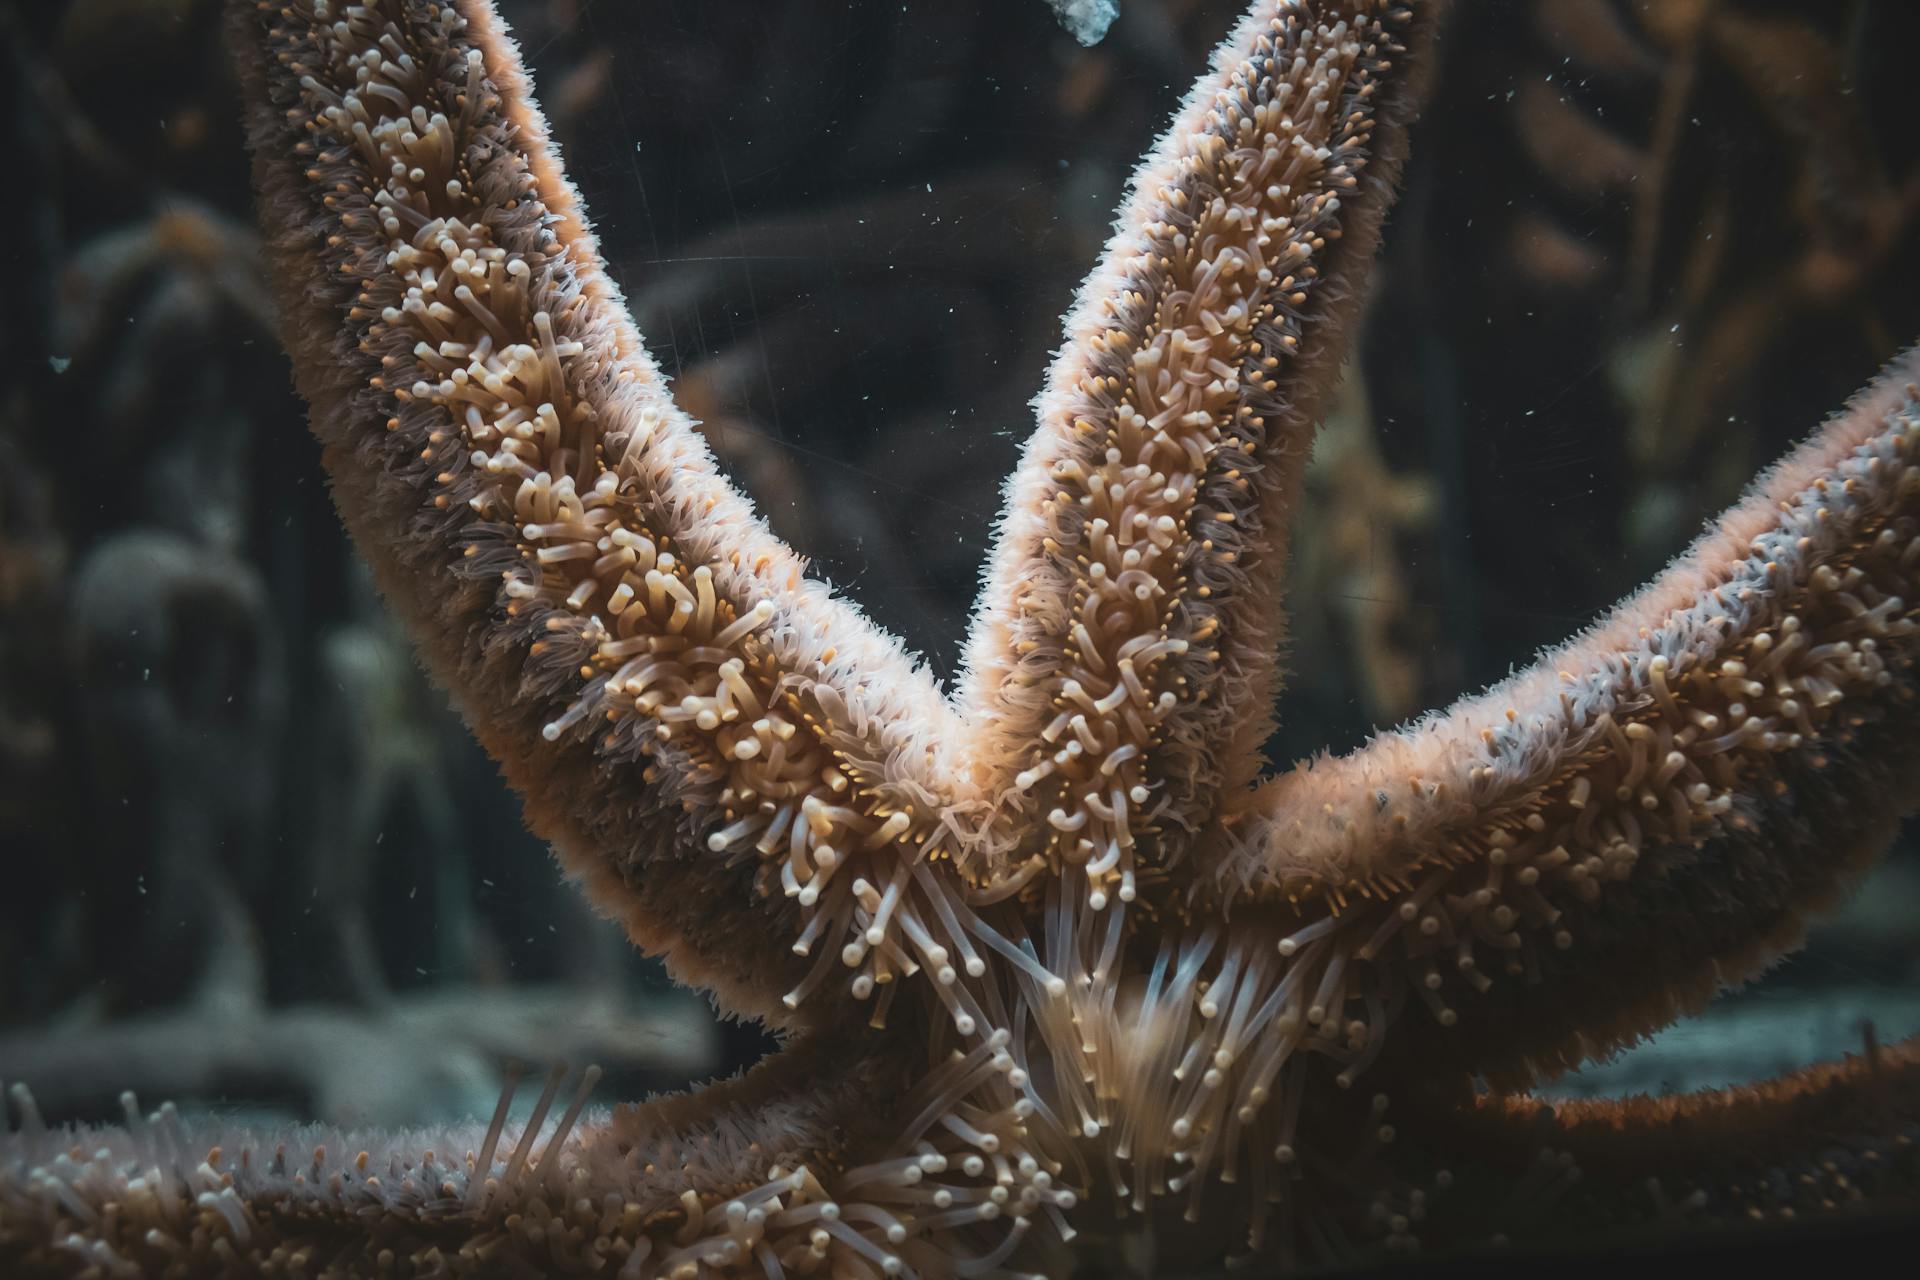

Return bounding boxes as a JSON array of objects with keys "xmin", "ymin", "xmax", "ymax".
[
  {"xmin": 1205, "ymin": 348, "xmax": 1920, "ymax": 1080},
  {"xmin": 957, "ymin": 0, "xmax": 1438, "ymax": 907},
  {"xmin": 229, "ymin": 0, "xmax": 982, "ymax": 1026},
  {"xmin": 0, "ymin": 1027, "xmax": 1065, "ymax": 1277},
  {"xmin": 1368, "ymin": 1032, "xmax": 1920, "ymax": 1256}
]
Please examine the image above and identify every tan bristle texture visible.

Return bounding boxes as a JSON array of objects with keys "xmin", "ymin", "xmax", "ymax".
[
  {"xmin": 1210, "ymin": 353, "xmax": 1920, "ymax": 1081},
  {"xmin": 230, "ymin": 0, "xmax": 996, "ymax": 1029},
  {"xmin": 0, "ymin": 1045, "xmax": 1067, "ymax": 1278},
  {"xmin": 964, "ymin": 1, "xmax": 1426, "ymax": 909}
]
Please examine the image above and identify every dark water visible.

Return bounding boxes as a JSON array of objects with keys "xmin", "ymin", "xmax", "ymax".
[{"xmin": 2, "ymin": 0, "xmax": 1917, "ymax": 1141}]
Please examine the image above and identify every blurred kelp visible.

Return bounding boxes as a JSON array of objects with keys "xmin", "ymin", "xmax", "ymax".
[{"xmin": 1, "ymin": 0, "xmax": 1916, "ymax": 1135}]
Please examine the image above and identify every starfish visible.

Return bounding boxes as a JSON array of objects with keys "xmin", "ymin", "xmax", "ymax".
[{"xmin": 5, "ymin": 0, "xmax": 1920, "ymax": 1275}]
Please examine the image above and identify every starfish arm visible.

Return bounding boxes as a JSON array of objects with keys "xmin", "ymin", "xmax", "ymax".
[
  {"xmin": 1204, "ymin": 348, "xmax": 1920, "ymax": 1080},
  {"xmin": 1373, "ymin": 1034, "xmax": 1920, "ymax": 1254},
  {"xmin": 956, "ymin": 0, "xmax": 1437, "ymax": 907},
  {"xmin": 228, "ymin": 0, "xmax": 978, "ymax": 1026},
  {"xmin": 0, "ymin": 1030, "xmax": 1058, "ymax": 1278}
]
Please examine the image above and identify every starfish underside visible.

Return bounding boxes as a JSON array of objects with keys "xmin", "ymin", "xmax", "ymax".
[{"xmin": 5, "ymin": 0, "xmax": 1920, "ymax": 1276}]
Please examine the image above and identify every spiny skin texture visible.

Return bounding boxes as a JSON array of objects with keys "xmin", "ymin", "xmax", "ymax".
[
  {"xmin": 1195, "ymin": 352, "xmax": 1920, "ymax": 1087},
  {"xmin": 962, "ymin": 0, "xmax": 1432, "ymax": 908},
  {"xmin": 5, "ymin": 0, "xmax": 1920, "ymax": 1276},
  {"xmin": 1372, "ymin": 1033, "xmax": 1920, "ymax": 1248},
  {"xmin": 236, "ymin": 0, "xmax": 983, "ymax": 1032}
]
